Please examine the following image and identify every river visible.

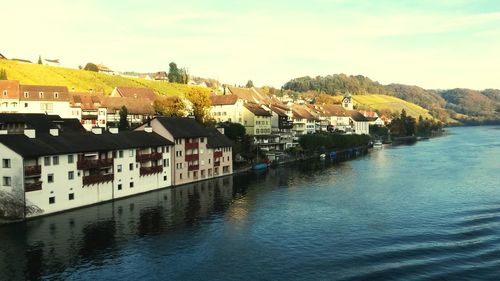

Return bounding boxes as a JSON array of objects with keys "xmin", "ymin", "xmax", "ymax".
[{"xmin": 1, "ymin": 126, "xmax": 500, "ymax": 280}]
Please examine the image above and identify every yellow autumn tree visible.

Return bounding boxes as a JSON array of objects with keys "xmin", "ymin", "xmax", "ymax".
[
  {"xmin": 185, "ymin": 87, "xmax": 212, "ymax": 123},
  {"xmin": 154, "ymin": 96, "xmax": 186, "ymax": 117}
]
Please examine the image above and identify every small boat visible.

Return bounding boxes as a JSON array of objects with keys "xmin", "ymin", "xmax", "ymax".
[
  {"xmin": 252, "ymin": 163, "xmax": 268, "ymax": 171},
  {"xmin": 373, "ymin": 140, "xmax": 383, "ymax": 149}
]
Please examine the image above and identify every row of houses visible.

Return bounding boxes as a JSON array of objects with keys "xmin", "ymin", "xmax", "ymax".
[
  {"xmin": 0, "ymin": 114, "xmax": 233, "ymax": 220},
  {"xmin": 209, "ymin": 86, "xmax": 382, "ymax": 151},
  {"xmin": 0, "ymin": 81, "xmax": 158, "ymax": 130}
]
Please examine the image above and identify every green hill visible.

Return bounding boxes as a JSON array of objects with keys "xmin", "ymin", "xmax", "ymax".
[
  {"xmin": 331, "ymin": 94, "xmax": 434, "ymax": 119},
  {"xmin": 0, "ymin": 59, "xmax": 194, "ymax": 96}
]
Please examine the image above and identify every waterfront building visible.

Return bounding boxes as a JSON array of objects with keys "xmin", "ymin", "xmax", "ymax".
[
  {"xmin": 347, "ymin": 110, "xmax": 370, "ymax": 135},
  {"xmin": 292, "ymin": 104, "xmax": 318, "ymax": 136},
  {"xmin": 69, "ymin": 92, "xmax": 108, "ymax": 130},
  {"xmin": 0, "ymin": 126, "xmax": 173, "ymax": 219},
  {"xmin": 101, "ymin": 96, "xmax": 155, "ymax": 127},
  {"xmin": 269, "ymin": 104, "xmax": 294, "ymax": 150},
  {"xmin": 135, "ymin": 117, "xmax": 233, "ymax": 186}
]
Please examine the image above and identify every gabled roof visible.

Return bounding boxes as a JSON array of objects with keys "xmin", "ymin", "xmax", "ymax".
[
  {"xmin": 154, "ymin": 71, "xmax": 168, "ymax": 80},
  {"xmin": 115, "ymin": 87, "xmax": 156, "ymax": 101},
  {"xmin": 0, "ymin": 80, "xmax": 20, "ymax": 99},
  {"xmin": 19, "ymin": 85, "xmax": 70, "ymax": 101},
  {"xmin": 244, "ymin": 103, "xmax": 272, "ymax": 116},
  {"xmin": 211, "ymin": 94, "xmax": 239, "ymax": 105},
  {"xmin": 0, "ymin": 131, "xmax": 172, "ymax": 158},
  {"xmin": 347, "ymin": 110, "xmax": 369, "ymax": 122},
  {"xmin": 321, "ymin": 104, "xmax": 349, "ymax": 117},
  {"xmin": 0, "ymin": 53, "xmax": 6, "ymax": 59},
  {"xmin": 70, "ymin": 92, "xmax": 104, "ymax": 110},
  {"xmin": 227, "ymin": 87, "xmax": 272, "ymax": 104},
  {"xmin": 292, "ymin": 104, "xmax": 317, "ymax": 120},
  {"xmin": 153, "ymin": 116, "xmax": 210, "ymax": 138},
  {"xmin": 44, "ymin": 59, "xmax": 60, "ymax": 64},
  {"xmin": 270, "ymin": 105, "xmax": 289, "ymax": 117},
  {"xmin": 11, "ymin": 58, "xmax": 32, "ymax": 63},
  {"xmin": 206, "ymin": 128, "xmax": 233, "ymax": 148},
  {"xmin": 101, "ymin": 97, "xmax": 155, "ymax": 115},
  {"xmin": 0, "ymin": 113, "xmax": 85, "ymax": 132}
]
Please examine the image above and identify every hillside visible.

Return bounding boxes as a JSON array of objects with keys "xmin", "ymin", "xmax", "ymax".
[
  {"xmin": 0, "ymin": 59, "xmax": 194, "ymax": 97},
  {"xmin": 330, "ymin": 94, "xmax": 433, "ymax": 119},
  {"xmin": 284, "ymin": 74, "xmax": 500, "ymax": 123}
]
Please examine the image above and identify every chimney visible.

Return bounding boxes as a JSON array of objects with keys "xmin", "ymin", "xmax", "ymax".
[
  {"xmin": 109, "ymin": 127, "xmax": 119, "ymax": 134},
  {"xmin": 144, "ymin": 127, "xmax": 153, "ymax": 133},
  {"xmin": 24, "ymin": 129, "xmax": 36, "ymax": 138},
  {"xmin": 91, "ymin": 127, "xmax": 102, "ymax": 134},
  {"xmin": 49, "ymin": 128, "xmax": 59, "ymax": 136}
]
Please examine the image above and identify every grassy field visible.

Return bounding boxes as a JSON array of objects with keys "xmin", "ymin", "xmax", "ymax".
[
  {"xmin": 332, "ymin": 94, "xmax": 433, "ymax": 119},
  {"xmin": 0, "ymin": 59, "xmax": 195, "ymax": 96}
]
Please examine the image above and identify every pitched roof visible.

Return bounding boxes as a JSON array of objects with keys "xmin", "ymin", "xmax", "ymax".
[
  {"xmin": 244, "ymin": 103, "xmax": 272, "ymax": 116},
  {"xmin": 0, "ymin": 80, "xmax": 20, "ymax": 98},
  {"xmin": 0, "ymin": 131, "xmax": 172, "ymax": 158},
  {"xmin": 44, "ymin": 59, "xmax": 60, "ymax": 64},
  {"xmin": 97, "ymin": 64, "xmax": 112, "ymax": 72},
  {"xmin": 101, "ymin": 97, "xmax": 155, "ymax": 115},
  {"xmin": 115, "ymin": 87, "xmax": 156, "ymax": 101},
  {"xmin": 321, "ymin": 104, "xmax": 349, "ymax": 117},
  {"xmin": 19, "ymin": 85, "xmax": 70, "ymax": 101},
  {"xmin": 347, "ymin": 110, "xmax": 369, "ymax": 122},
  {"xmin": 154, "ymin": 71, "xmax": 168, "ymax": 80},
  {"xmin": 292, "ymin": 104, "xmax": 317, "ymax": 120},
  {"xmin": 227, "ymin": 87, "xmax": 272, "ymax": 104},
  {"xmin": 270, "ymin": 105, "xmax": 289, "ymax": 117},
  {"xmin": 11, "ymin": 58, "xmax": 32, "ymax": 63},
  {"xmin": 0, "ymin": 53, "xmax": 6, "ymax": 59},
  {"xmin": 206, "ymin": 128, "xmax": 233, "ymax": 148},
  {"xmin": 0, "ymin": 113, "xmax": 85, "ymax": 132},
  {"xmin": 153, "ymin": 117, "xmax": 210, "ymax": 138},
  {"xmin": 210, "ymin": 94, "xmax": 239, "ymax": 105},
  {"xmin": 70, "ymin": 92, "xmax": 104, "ymax": 110}
]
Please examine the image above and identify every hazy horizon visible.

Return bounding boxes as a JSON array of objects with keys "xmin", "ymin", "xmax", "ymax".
[{"xmin": 3, "ymin": 0, "xmax": 500, "ymax": 90}]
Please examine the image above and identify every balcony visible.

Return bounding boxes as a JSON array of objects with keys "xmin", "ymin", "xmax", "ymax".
[
  {"xmin": 25, "ymin": 181, "xmax": 42, "ymax": 192},
  {"xmin": 214, "ymin": 151, "xmax": 223, "ymax": 158},
  {"xmin": 83, "ymin": 174, "xmax": 114, "ymax": 186},
  {"xmin": 185, "ymin": 142, "xmax": 199, "ymax": 150},
  {"xmin": 140, "ymin": 165, "xmax": 163, "ymax": 176},
  {"xmin": 214, "ymin": 161, "xmax": 220, "ymax": 167},
  {"xmin": 77, "ymin": 158, "xmax": 114, "ymax": 170},
  {"xmin": 24, "ymin": 165, "xmax": 41, "ymax": 177},
  {"xmin": 188, "ymin": 164, "xmax": 199, "ymax": 171},
  {"xmin": 136, "ymin": 152, "xmax": 162, "ymax": 163},
  {"xmin": 185, "ymin": 154, "xmax": 199, "ymax": 162}
]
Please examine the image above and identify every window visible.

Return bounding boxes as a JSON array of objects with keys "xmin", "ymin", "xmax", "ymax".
[
  {"xmin": 129, "ymin": 163, "xmax": 134, "ymax": 171},
  {"xmin": 44, "ymin": 156, "xmax": 51, "ymax": 166},
  {"xmin": 2, "ymin": 159, "xmax": 11, "ymax": 168},
  {"xmin": 180, "ymin": 173, "xmax": 183, "ymax": 179},
  {"xmin": 117, "ymin": 164, "xmax": 122, "ymax": 172},
  {"xmin": 200, "ymin": 137, "xmax": 204, "ymax": 143},
  {"xmin": 117, "ymin": 184, "xmax": 122, "ymax": 190},
  {"xmin": 2, "ymin": 90, "xmax": 6, "ymax": 96},
  {"xmin": 68, "ymin": 193, "xmax": 74, "ymax": 200},
  {"xmin": 119, "ymin": 150, "xmax": 124, "ymax": 158},
  {"xmin": 129, "ymin": 150, "xmax": 134, "ymax": 157},
  {"xmin": 39, "ymin": 92, "xmax": 44, "ymax": 98},
  {"xmin": 24, "ymin": 103, "xmax": 28, "ymax": 108},
  {"xmin": 49, "ymin": 197, "xmax": 55, "ymax": 204},
  {"xmin": 68, "ymin": 154, "xmax": 74, "ymax": 164},
  {"xmin": 68, "ymin": 171, "xmax": 74, "ymax": 180},
  {"xmin": 47, "ymin": 174, "xmax": 54, "ymax": 183},
  {"xmin": 2, "ymin": 176, "xmax": 11, "ymax": 186},
  {"xmin": 163, "ymin": 175, "xmax": 167, "ymax": 181},
  {"xmin": 24, "ymin": 92, "xmax": 29, "ymax": 98},
  {"xmin": 53, "ymin": 156, "xmax": 59, "ymax": 165},
  {"xmin": 163, "ymin": 159, "xmax": 169, "ymax": 167},
  {"xmin": 130, "ymin": 182, "xmax": 134, "ymax": 188},
  {"xmin": 54, "ymin": 92, "xmax": 59, "ymax": 99}
]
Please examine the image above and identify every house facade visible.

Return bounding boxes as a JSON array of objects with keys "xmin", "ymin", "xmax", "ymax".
[
  {"xmin": 0, "ymin": 127, "xmax": 173, "ymax": 219},
  {"xmin": 135, "ymin": 117, "xmax": 233, "ymax": 186},
  {"xmin": 210, "ymin": 94, "xmax": 245, "ymax": 124}
]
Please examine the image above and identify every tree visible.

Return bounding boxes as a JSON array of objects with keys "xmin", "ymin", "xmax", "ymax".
[
  {"xmin": 154, "ymin": 96, "xmax": 186, "ymax": 117},
  {"xmin": 0, "ymin": 68, "xmax": 7, "ymax": 80},
  {"xmin": 179, "ymin": 67, "xmax": 189, "ymax": 84},
  {"xmin": 218, "ymin": 122, "xmax": 246, "ymax": 142},
  {"xmin": 168, "ymin": 62, "xmax": 180, "ymax": 83},
  {"xmin": 185, "ymin": 87, "xmax": 211, "ymax": 123},
  {"xmin": 83, "ymin": 63, "xmax": 99, "ymax": 72},
  {"xmin": 245, "ymin": 80, "xmax": 254, "ymax": 88},
  {"xmin": 37, "ymin": 55, "xmax": 42, "ymax": 64},
  {"xmin": 119, "ymin": 106, "xmax": 130, "ymax": 131}
]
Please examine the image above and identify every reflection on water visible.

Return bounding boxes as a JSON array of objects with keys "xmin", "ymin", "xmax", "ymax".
[
  {"xmin": 2, "ymin": 126, "xmax": 500, "ymax": 281},
  {"xmin": 0, "ymin": 176, "xmax": 235, "ymax": 281}
]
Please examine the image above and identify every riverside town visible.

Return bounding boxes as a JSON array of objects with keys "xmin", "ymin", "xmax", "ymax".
[{"xmin": 1, "ymin": 1, "xmax": 500, "ymax": 280}]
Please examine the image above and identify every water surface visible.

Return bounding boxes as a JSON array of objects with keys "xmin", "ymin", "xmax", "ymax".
[{"xmin": 1, "ymin": 126, "xmax": 500, "ymax": 280}]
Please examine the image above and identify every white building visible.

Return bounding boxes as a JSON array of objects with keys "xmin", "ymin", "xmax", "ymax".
[
  {"xmin": 210, "ymin": 94, "xmax": 245, "ymax": 124},
  {"xmin": 0, "ymin": 126, "xmax": 173, "ymax": 219}
]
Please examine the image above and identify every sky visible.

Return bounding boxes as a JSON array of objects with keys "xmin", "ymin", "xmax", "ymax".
[{"xmin": 3, "ymin": 0, "xmax": 500, "ymax": 90}]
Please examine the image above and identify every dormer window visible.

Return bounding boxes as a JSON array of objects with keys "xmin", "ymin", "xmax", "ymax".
[
  {"xmin": 2, "ymin": 90, "xmax": 6, "ymax": 96},
  {"xmin": 24, "ymin": 92, "xmax": 29, "ymax": 98},
  {"xmin": 39, "ymin": 92, "xmax": 44, "ymax": 98},
  {"xmin": 54, "ymin": 92, "xmax": 59, "ymax": 99}
]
